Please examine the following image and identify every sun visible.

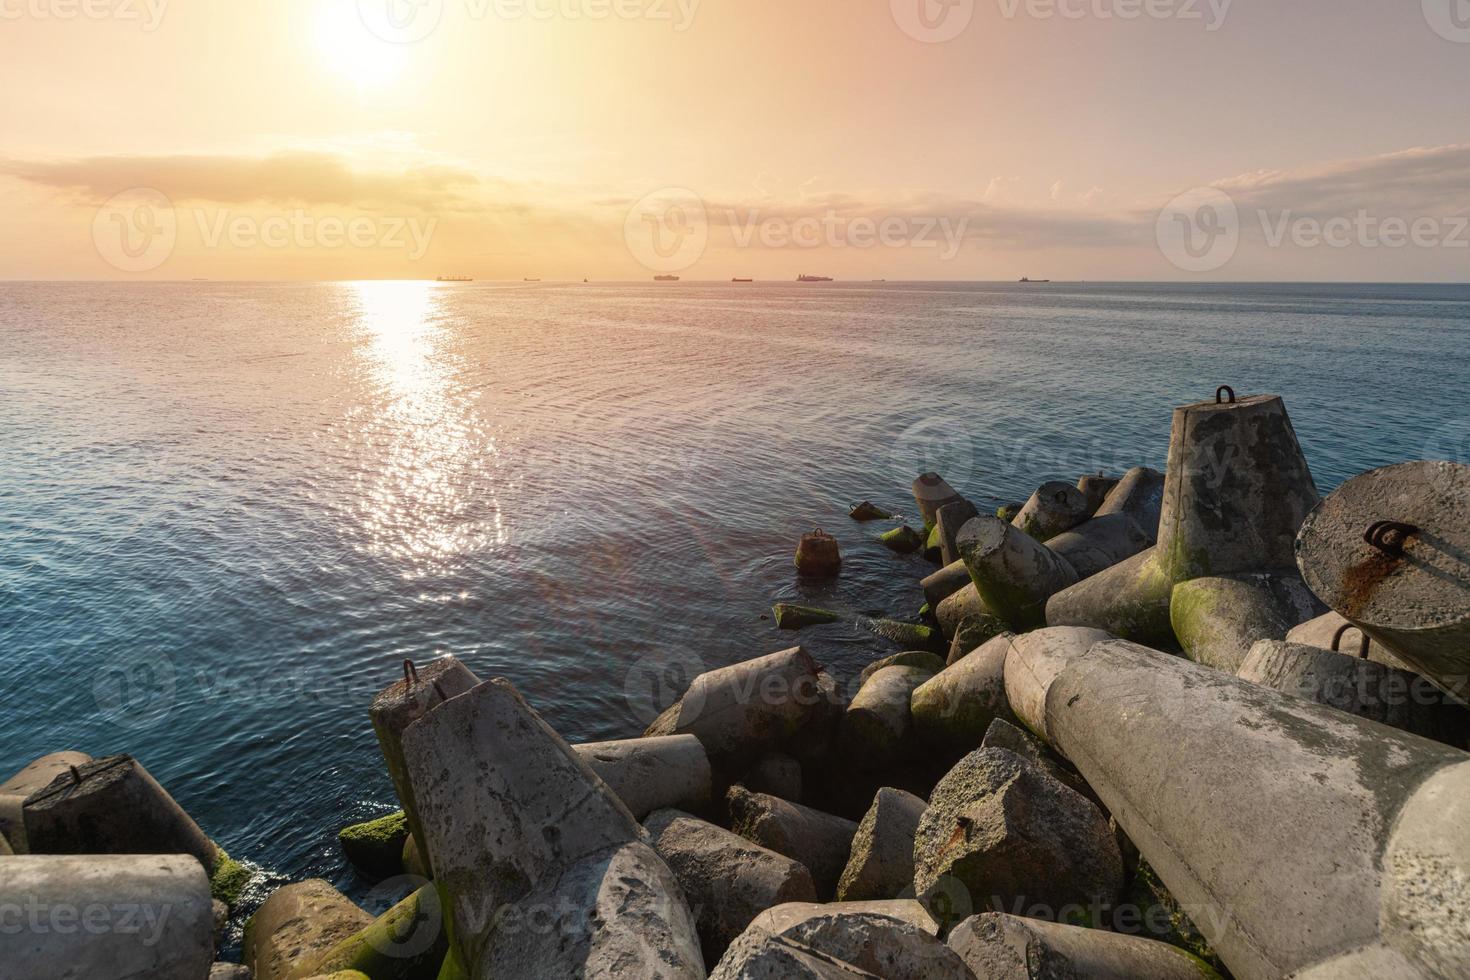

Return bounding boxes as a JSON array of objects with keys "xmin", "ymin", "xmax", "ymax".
[{"xmin": 314, "ymin": 1, "xmax": 407, "ymax": 90}]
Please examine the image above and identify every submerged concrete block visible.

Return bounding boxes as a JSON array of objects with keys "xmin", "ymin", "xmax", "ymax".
[
  {"xmin": 773, "ymin": 603, "xmax": 841, "ymax": 630},
  {"xmin": 840, "ymin": 665, "xmax": 933, "ymax": 770},
  {"xmin": 645, "ymin": 808, "xmax": 817, "ymax": 964},
  {"xmin": 796, "ymin": 530, "xmax": 842, "ymax": 578},
  {"xmin": 1296, "ymin": 460, "xmax": 1470, "ymax": 702},
  {"xmin": 935, "ymin": 499, "xmax": 979, "ymax": 566},
  {"xmin": 1045, "ymin": 513, "xmax": 1151, "ymax": 581},
  {"xmin": 572, "ymin": 734, "xmax": 712, "ymax": 819},
  {"xmin": 1170, "ymin": 571, "xmax": 1325, "ymax": 673},
  {"xmin": 910, "ymin": 634, "xmax": 1012, "ymax": 751},
  {"xmin": 244, "ymin": 879, "xmax": 374, "ymax": 980},
  {"xmin": 948, "ymin": 912, "xmax": 1221, "ymax": 979},
  {"xmin": 1093, "ymin": 466, "xmax": 1164, "ymax": 540},
  {"xmin": 835, "ymin": 787, "xmax": 926, "ymax": 903},
  {"xmin": 727, "ymin": 786, "xmax": 859, "ymax": 901},
  {"xmin": 1156, "ymin": 391, "xmax": 1319, "ymax": 583},
  {"xmin": 369, "ymin": 654, "xmax": 481, "ymax": 875},
  {"xmin": 476, "ymin": 840, "xmax": 704, "ymax": 979},
  {"xmin": 645, "ymin": 647, "xmax": 828, "ymax": 770},
  {"xmin": 912, "ymin": 746, "xmax": 1122, "ymax": 931},
  {"xmin": 0, "ymin": 751, "xmax": 90, "ymax": 854},
  {"xmin": 913, "ymin": 472, "xmax": 964, "ymax": 529},
  {"xmin": 1007, "ymin": 634, "xmax": 1470, "ymax": 980},
  {"xmin": 1011, "ymin": 481, "xmax": 1092, "ymax": 542},
  {"xmin": 22, "ymin": 755, "xmax": 218, "ymax": 873},
  {"xmin": 337, "ymin": 810, "xmax": 408, "ymax": 880},
  {"xmin": 0, "ymin": 854, "xmax": 214, "ymax": 980},
  {"xmin": 734, "ymin": 905, "xmax": 973, "ymax": 979},
  {"xmin": 957, "ymin": 516, "xmax": 1079, "ymax": 631},
  {"xmin": 1239, "ymin": 640, "xmax": 1470, "ymax": 747},
  {"xmin": 401, "ymin": 679, "xmax": 643, "ymax": 965},
  {"xmin": 879, "ymin": 525, "xmax": 925, "ymax": 554}
]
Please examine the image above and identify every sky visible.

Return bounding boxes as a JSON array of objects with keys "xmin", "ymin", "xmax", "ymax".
[{"xmin": 2, "ymin": 0, "xmax": 1469, "ymax": 281}]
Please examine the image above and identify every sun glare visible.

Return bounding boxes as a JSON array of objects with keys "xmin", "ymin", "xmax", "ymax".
[{"xmin": 315, "ymin": 2, "xmax": 406, "ymax": 90}]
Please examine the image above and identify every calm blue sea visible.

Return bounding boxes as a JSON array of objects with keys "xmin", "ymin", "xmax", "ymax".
[{"xmin": 3, "ymin": 280, "xmax": 1468, "ymax": 928}]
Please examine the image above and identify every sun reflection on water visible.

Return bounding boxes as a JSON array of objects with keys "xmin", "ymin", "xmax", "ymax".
[{"xmin": 344, "ymin": 280, "xmax": 503, "ymax": 580}]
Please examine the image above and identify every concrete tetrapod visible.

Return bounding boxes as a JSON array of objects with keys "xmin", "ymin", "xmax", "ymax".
[
  {"xmin": 1011, "ymin": 481, "xmax": 1092, "ymax": 542},
  {"xmin": 1004, "ymin": 633, "xmax": 1470, "ymax": 980},
  {"xmin": 708, "ymin": 929, "xmax": 881, "ymax": 978},
  {"xmin": 730, "ymin": 906, "xmax": 974, "ymax": 979},
  {"xmin": 572, "ymin": 734, "xmax": 712, "ymax": 819},
  {"xmin": 0, "ymin": 751, "xmax": 89, "ymax": 854},
  {"xmin": 1239, "ymin": 640, "xmax": 1470, "ymax": 748},
  {"xmin": 1045, "ymin": 547, "xmax": 1176, "ymax": 647},
  {"xmin": 934, "ymin": 499, "xmax": 979, "ymax": 566},
  {"xmin": 369, "ymin": 654, "xmax": 481, "ymax": 877},
  {"xmin": 1093, "ymin": 466, "xmax": 1164, "ymax": 540},
  {"xmin": 1287, "ymin": 610, "xmax": 1408, "ymax": 670},
  {"xmin": 749, "ymin": 900, "xmax": 937, "ymax": 936},
  {"xmin": 401, "ymin": 679, "xmax": 700, "ymax": 977},
  {"xmin": 1296, "ymin": 460, "xmax": 1470, "ymax": 702},
  {"xmin": 948, "ymin": 912, "xmax": 1222, "ymax": 979},
  {"xmin": 1169, "ymin": 570, "xmax": 1325, "ymax": 673},
  {"xmin": 727, "ymin": 785, "xmax": 860, "ymax": 901},
  {"xmin": 913, "ymin": 472, "xmax": 964, "ymax": 529},
  {"xmin": 0, "ymin": 854, "xmax": 215, "ymax": 980},
  {"xmin": 921, "ymin": 559, "xmax": 972, "ymax": 608},
  {"xmin": 300, "ymin": 883, "xmax": 448, "ymax": 980},
  {"xmin": 22, "ymin": 755, "xmax": 219, "ymax": 873},
  {"xmin": 834, "ymin": 787, "xmax": 927, "ymax": 903},
  {"xmin": 1044, "ymin": 513, "xmax": 1152, "ymax": 581},
  {"xmin": 957, "ymin": 515, "xmax": 1079, "ymax": 631},
  {"xmin": 910, "ymin": 633, "xmax": 1013, "ymax": 751},
  {"xmin": 245, "ymin": 879, "xmax": 375, "ymax": 980},
  {"xmin": 645, "ymin": 646, "xmax": 828, "ymax": 771},
  {"xmin": 1077, "ymin": 472, "xmax": 1120, "ymax": 514},
  {"xmin": 840, "ymin": 664, "xmax": 934, "ymax": 770}
]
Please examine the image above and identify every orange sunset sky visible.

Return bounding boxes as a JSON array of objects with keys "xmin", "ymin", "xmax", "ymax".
[{"xmin": 3, "ymin": 0, "xmax": 1470, "ymax": 281}]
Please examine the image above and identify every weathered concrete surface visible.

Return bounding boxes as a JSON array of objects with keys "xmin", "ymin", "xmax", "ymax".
[
  {"xmin": 244, "ymin": 879, "xmax": 374, "ymax": 980},
  {"xmin": 708, "ymin": 929, "xmax": 881, "ymax": 978},
  {"xmin": 1045, "ymin": 548, "xmax": 1176, "ymax": 648},
  {"xmin": 572, "ymin": 734, "xmax": 712, "ymax": 819},
  {"xmin": 645, "ymin": 646, "xmax": 828, "ymax": 770},
  {"xmin": 210, "ymin": 965, "xmax": 252, "ymax": 979},
  {"xmin": 1239, "ymin": 641, "xmax": 1470, "ymax": 747},
  {"xmin": 1296, "ymin": 460, "xmax": 1470, "ymax": 702},
  {"xmin": 957, "ymin": 516, "xmax": 1079, "ymax": 631},
  {"xmin": 935, "ymin": 583, "xmax": 988, "ymax": 639},
  {"xmin": 735, "ymin": 906, "xmax": 974, "ymax": 979},
  {"xmin": 1170, "ymin": 571, "xmax": 1326, "ymax": 673},
  {"xmin": 835, "ymin": 788, "xmax": 927, "ymax": 902},
  {"xmin": 401, "ymin": 833, "xmax": 429, "ymax": 880},
  {"xmin": 911, "ymin": 635, "xmax": 1012, "ymax": 751},
  {"xmin": 946, "ymin": 616, "xmax": 1008, "ymax": 666},
  {"xmin": 475, "ymin": 840, "xmax": 704, "ymax": 980},
  {"xmin": 935, "ymin": 499, "xmax": 980, "ymax": 566},
  {"xmin": 912, "ymin": 747, "xmax": 1122, "ymax": 930},
  {"xmin": 1007, "ymin": 634, "xmax": 1470, "ymax": 980},
  {"xmin": 22, "ymin": 755, "xmax": 218, "ymax": 873},
  {"xmin": 0, "ymin": 855, "xmax": 215, "ymax": 980},
  {"xmin": 863, "ymin": 618, "xmax": 943, "ymax": 653},
  {"xmin": 774, "ymin": 603, "xmax": 842, "ymax": 630},
  {"xmin": 796, "ymin": 530, "xmax": 842, "ymax": 578},
  {"xmin": 1001, "ymin": 628, "xmax": 1113, "ymax": 744},
  {"xmin": 369, "ymin": 654, "xmax": 481, "ymax": 876},
  {"xmin": 745, "ymin": 752, "xmax": 803, "ymax": 803},
  {"xmin": 913, "ymin": 472, "xmax": 964, "ymax": 529},
  {"xmin": 922, "ymin": 559, "xmax": 972, "ymax": 609},
  {"xmin": 849, "ymin": 501, "xmax": 892, "ymax": 521},
  {"xmin": 401, "ymin": 679, "xmax": 644, "ymax": 966},
  {"xmin": 1011, "ymin": 481, "xmax": 1092, "ymax": 542},
  {"xmin": 948, "ymin": 912, "xmax": 1221, "ymax": 979},
  {"xmin": 979, "ymin": 717, "xmax": 1090, "ymax": 800},
  {"xmin": 1078, "ymin": 473, "xmax": 1120, "ymax": 514},
  {"xmin": 1157, "ymin": 393, "xmax": 1319, "ymax": 583},
  {"xmin": 879, "ymin": 525, "xmax": 925, "ymax": 554},
  {"xmin": 0, "ymin": 751, "xmax": 89, "ymax": 854},
  {"xmin": 858, "ymin": 651, "xmax": 945, "ymax": 688},
  {"xmin": 750, "ymin": 900, "xmax": 938, "ymax": 936},
  {"xmin": 1045, "ymin": 513, "xmax": 1152, "ymax": 581},
  {"xmin": 300, "ymin": 883, "xmax": 448, "ymax": 980},
  {"xmin": 840, "ymin": 665, "xmax": 933, "ymax": 769},
  {"xmin": 1094, "ymin": 466, "xmax": 1165, "ymax": 540},
  {"xmin": 337, "ymin": 810, "xmax": 408, "ymax": 880},
  {"xmin": 727, "ymin": 786, "xmax": 859, "ymax": 900},
  {"xmin": 1286, "ymin": 610, "xmax": 1410, "ymax": 670},
  {"xmin": 645, "ymin": 808, "xmax": 817, "ymax": 964}
]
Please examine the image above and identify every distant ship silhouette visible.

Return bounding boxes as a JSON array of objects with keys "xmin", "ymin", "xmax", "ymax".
[{"xmin": 797, "ymin": 274, "xmax": 833, "ymax": 282}]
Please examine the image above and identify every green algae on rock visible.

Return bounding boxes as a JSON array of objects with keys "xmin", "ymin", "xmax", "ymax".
[
  {"xmin": 863, "ymin": 618, "xmax": 944, "ymax": 652},
  {"xmin": 773, "ymin": 603, "xmax": 841, "ymax": 630},
  {"xmin": 879, "ymin": 524, "xmax": 925, "ymax": 554},
  {"xmin": 338, "ymin": 810, "xmax": 409, "ymax": 880},
  {"xmin": 210, "ymin": 847, "xmax": 253, "ymax": 908},
  {"xmin": 849, "ymin": 501, "xmax": 892, "ymax": 521}
]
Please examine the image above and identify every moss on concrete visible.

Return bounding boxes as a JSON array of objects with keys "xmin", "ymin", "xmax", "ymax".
[
  {"xmin": 210, "ymin": 848, "xmax": 252, "ymax": 908},
  {"xmin": 339, "ymin": 811, "xmax": 410, "ymax": 879},
  {"xmin": 865, "ymin": 618, "xmax": 944, "ymax": 653},
  {"xmin": 301, "ymin": 883, "xmax": 447, "ymax": 980},
  {"xmin": 772, "ymin": 603, "xmax": 841, "ymax": 630},
  {"xmin": 849, "ymin": 501, "xmax": 892, "ymax": 521},
  {"xmin": 879, "ymin": 525, "xmax": 925, "ymax": 554}
]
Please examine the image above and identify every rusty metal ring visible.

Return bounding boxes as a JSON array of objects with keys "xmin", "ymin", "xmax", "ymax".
[
  {"xmin": 1215, "ymin": 386, "xmax": 1236, "ymax": 404},
  {"xmin": 1363, "ymin": 520, "xmax": 1419, "ymax": 557},
  {"xmin": 403, "ymin": 659, "xmax": 419, "ymax": 687},
  {"xmin": 1331, "ymin": 622, "xmax": 1372, "ymax": 659}
]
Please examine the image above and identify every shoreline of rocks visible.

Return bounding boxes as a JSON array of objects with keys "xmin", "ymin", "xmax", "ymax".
[{"xmin": 2, "ymin": 388, "xmax": 1467, "ymax": 979}]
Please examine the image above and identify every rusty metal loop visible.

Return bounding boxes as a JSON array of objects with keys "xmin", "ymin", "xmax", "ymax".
[
  {"xmin": 403, "ymin": 659, "xmax": 419, "ymax": 687},
  {"xmin": 1331, "ymin": 622, "xmax": 1372, "ymax": 659},
  {"xmin": 1363, "ymin": 521, "xmax": 1419, "ymax": 558},
  {"xmin": 1215, "ymin": 386, "xmax": 1236, "ymax": 404}
]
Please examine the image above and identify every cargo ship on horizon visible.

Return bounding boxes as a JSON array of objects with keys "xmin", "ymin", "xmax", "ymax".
[{"xmin": 797, "ymin": 274, "xmax": 833, "ymax": 282}]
